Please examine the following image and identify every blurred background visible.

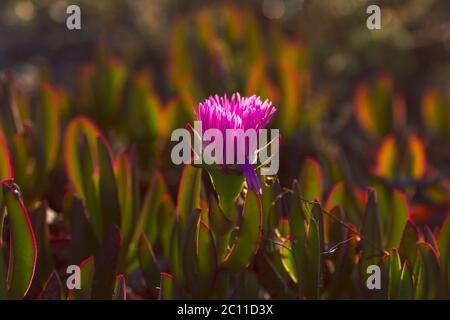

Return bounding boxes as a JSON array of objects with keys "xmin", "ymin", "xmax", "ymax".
[{"xmin": 0, "ymin": 0, "xmax": 450, "ymax": 226}]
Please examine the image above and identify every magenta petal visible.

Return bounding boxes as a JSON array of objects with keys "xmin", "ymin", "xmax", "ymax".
[{"xmin": 242, "ymin": 162, "xmax": 262, "ymax": 194}]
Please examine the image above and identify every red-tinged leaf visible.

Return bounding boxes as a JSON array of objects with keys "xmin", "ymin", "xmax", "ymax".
[
  {"xmin": 138, "ymin": 234, "xmax": 159, "ymax": 297},
  {"xmin": 36, "ymin": 82, "xmax": 61, "ymax": 171},
  {"xmin": 223, "ymin": 191, "xmax": 262, "ymax": 271},
  {"xmin": 360, "ymin": 189, "xmax": 384, "ymax": 279},
  {"xmin": 91, "ymin": 225, "xmax": 121, "ymax": 300},
  {"xmin": 1, "ymin": 180, "xmax": 37, "ymax": 299},
  {"xmin": 399, "ymin": 220, "xmax": 420, "ymax": 268},
  {"xmin": 298, "ymin": 157, "xmax": 323, "ymax": 203},
  {"xmin": 0, "ymin": 130, "xmax": 13, "ymax": 180},
  {"xmin": 437, "ymin": 212, "xmax": 450, "ymax": 292},
  {"xmin": 354, "ymin": 83, "xmax": 377, "ymax": 137},
  {"xmin": 374, "ymin": 135, "xmax": 396, "ymax": 178},
  {"xmin": 408, "ymin": 135, "xmax": 426, "ymax": 179},
  {"xmin": 421, "ymin": 88, "xmax": 450, "ymax": 136},
  {"xmin": 277, "ymin": 217, "xmax": 290, "ymax": 239},
  {"xmin": 176, "ymin": 165, "xmax": 201, "ymax": 227},
  {"xmin": 353, "ymin": 76, "xmax": 404, "ymax": 139},
  {"xmin": 277, "ymin": 42, "xmax": 308, "ymax": 136},
  {"xmin": 97, "ymin": 136, "xmax": 121, "ymax": 240},
  {"xmin": 113, "ymin": 274, "xmax": 126, "ymax": 300},
  {"xmin": 415, "ymin": 242, "xmax": 444, "ymax": 299},
  {"xmin": 67, "ymin": 256, "xmax": 94, "ymax": 300},
  {"xmin": 423, "ymin": 225, "xmax": 438, "ymax": 251},
  {"xmin": 158, "ymin": 272, "xmax": 175, "ymax": 300},
  {"xmin": 64, "ymin": 116, "xmax": 101, "ymax": 199},
  {"xmin": 37, "ymin": 271, "xmax": 63, "ymax": 300}
]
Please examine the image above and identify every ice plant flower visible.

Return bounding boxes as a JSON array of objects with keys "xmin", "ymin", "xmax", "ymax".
[{"xmin": 195, "ymin": 93, "xmax": 277, "ymax": 194}]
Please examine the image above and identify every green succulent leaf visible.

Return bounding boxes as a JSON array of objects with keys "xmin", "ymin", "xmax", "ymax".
[
  {"xmin": 437, "ymin": 213, "xmax": 450, "ymax": 293},
  {"xmin": 158, "ymin": 272, "xmax": 176, "ymax": 300},
  {"xmin": 299, "ymin": 157, "xmax": 323, "ymax": 203},
  {"xmin": 415, "ymin": 241, "xmax": 444, "ymax": 300},
  {"xmin": 223, "ymin": 191, "xmax": 262, "ymax": 271},
  {"xmin": 399, "ymin": 220, "xmax": 420, "ymax": 268},
  {"xmin": 1, "ymin": 180, "xmax": 37, "ymax": 299},
  {"xmin": 91, "ymin": 225, "xmax": 121, "ymax": 300},
  {"xmin": 206, "ymin": 166, "xmax": 245, "ymax": 222},
  {"xmin": 176, "ymin": 165, "xmax": 201, "ymax": 228}
]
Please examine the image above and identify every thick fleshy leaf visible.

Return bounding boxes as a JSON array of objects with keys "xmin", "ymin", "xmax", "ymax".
[
  {"xmin": 374, "ymin": 136, "xmax": 396, "ymax": 178},
  {"xmin": 138, "ymin": 234, "xmax": 159, "ymax": 297},
  {"xmin": 304, "ymin": 211, "xmax": 321, "ymax": 299},
  {"xmin": 415, "ymin": 242, "xmax": 443, "ymax": 299},
  {"xmin": 360, "ymin": 189, "xmax": 384, "ymax": 279},
  {"xmin": 113, "ymin": 274, "xmax": 126, "ymax": 300},
  {"xmin": 137, "ymin": 172, "xmax": 169, "ymax": 246},
  {"xmin": 374, "ymin": 184, "xmax": 409, "ymax": 250},
  {"xmin": 353, "ymin": 76, "xmax": 404, "ymax": 139},
  {"xmin": 64, "ymin": 116, "xmax": 101, "ymax": 199},
  {"xmin": 67, "ymin": 256, "xmax": 94, "ymax": 300},
  {"xmin": 91, "ymin": 225, "xmax": 121, "ymax": 300},
  {"xmin": 37, "ymin": 271, "xmax": 63, "ymax": 300},
  {"xmin": 1, "ymin": 180, "xmax": 37, "ymax": 299},
  {"xmin": 437, "ymin": 212, "xmax": 450, "ymax": 293},
  {"xmin": 36, "ymin": 82, "xmax": 61, "ymax": 172},
  {"xmin": 197, "ymin": 220, "xmax": 217, "ymax": 286},
  {"xmin": 279, "ymin": 237, "xmax": 297, "ymax": 283},
  {"xmin": 116, "ymin": 149, "xmax": 139, "ymax": 268},
  {"xmin": 398, "ymin": 261, "xmax": 414, "ymax": 300},
  {"xmin": 421, "ymin": 88, "xmax": 450, "ymax": 136},
  {"xmin": 181, "ymin": 209, "xmax": 200, "ymax": 290},
  {"xmin": 298, "ymin": 157, "xmax": 323, "ymax": 203},
  {"xmin": 399, "ymin": 220, "xmax": 420, "ymax": 268},
  {"xmin": 206, "ymin": 166, "xmax": 245, "ymax": 222},
  {"xmin": 423, "ymin": 225, "xmax": 438, "ymax": 251},
  {"xmin": 176, "ymin": 165, "xmax": 201, "ymax": 227},
  {"xmin": 64, "ymin": 193, "xmax": 97, "ymax": 265},
  {"xmin": 158, "ymin": 272, "xmax": 176, "ymax": 300},
  {"xmin": 0, "ymin": 131, "xmax": 13, "ymax": 180},
  {"xmin": 223, "ymin": 191, "xmax": 262, "ymax": 271},
  {"xmin": 325, "ymin": 182, "xmax": 364, "ymax": 226},
  {"xmin": 97, "ymin": 136, "xmax": 121, "ymax": 240},
  {"xmin": 408, "ymin": 135, "xmax": 426, "ymax": 179},
  {"xmin": 388, "ymin": 249, "xmax": 402, "ymax": 299}
]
